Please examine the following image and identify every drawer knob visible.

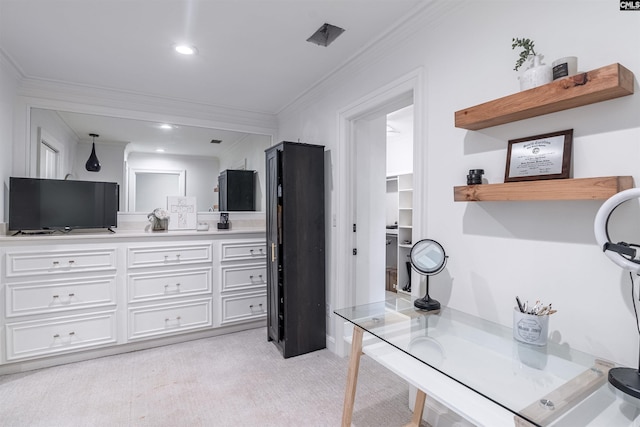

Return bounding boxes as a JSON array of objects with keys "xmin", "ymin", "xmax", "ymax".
[
  {"xmin": 53, "ymin": 261, "xmax": 59, "ymax": 266},
  {"xmin": 68, "ymin": 260, "xmax": 75, "ymax": 265},
  {"xmin": 53, "ymin": 295, "xmax": 59, "ymax": 299}
]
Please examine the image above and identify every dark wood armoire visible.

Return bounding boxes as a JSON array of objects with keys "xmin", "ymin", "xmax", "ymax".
[
  {"xmin": 265, "ymin": 141, "xmax": 325, "ymax": 358},
  {"xmin": 218, "ymin": 169, "xmax": 256, "ymax": 211}
]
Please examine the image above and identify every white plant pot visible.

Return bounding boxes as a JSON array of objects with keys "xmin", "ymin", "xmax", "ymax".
[{"xmin": 519, "ymin": 55, "xmax": 553, "ymax": 91}]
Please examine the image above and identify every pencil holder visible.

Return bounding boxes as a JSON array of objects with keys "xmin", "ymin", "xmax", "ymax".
[{"xmin": 513, "ymin": 308, "xmax": 548, "ymax": 346}]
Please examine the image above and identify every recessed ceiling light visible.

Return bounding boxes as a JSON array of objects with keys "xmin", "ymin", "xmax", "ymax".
[
  {"xmin": 155, "ymin": 148, "xmax": 165, "ymax": 153},
  {"xmin": 175, "ymin": 44, "xmax": 197, "ymax": 55},
  {"xmin": 159, "ymin": 124, "xmax": 173, "ymax": 130}
]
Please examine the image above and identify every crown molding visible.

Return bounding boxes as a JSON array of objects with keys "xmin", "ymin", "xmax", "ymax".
[
  {"xmin": 17, "ymin": 77, "xmax": 278, "ymax": 135},
  {"xmin": 277, "ymin": 0, "xmax": 463, "ymax": 119},
  {"xmin": 0, "ymin": 48, "xmax": 23, "ymax": 82}
]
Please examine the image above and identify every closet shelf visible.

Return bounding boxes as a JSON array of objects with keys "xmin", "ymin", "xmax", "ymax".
[
  {"xmin": 454, "ymin": 63, "xmax": 634, "ymax": 130},
  {"xmin": 453, "ymin": 176, "xmax": 634, "ymax": 202}
]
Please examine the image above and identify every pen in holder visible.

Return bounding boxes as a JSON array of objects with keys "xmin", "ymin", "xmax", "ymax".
[
  {"xmin": 513, "ymin": 307, "xmax": 549, "ymax": 346},
  {"xmin": 217, "ymin": 212, "xmax": 230, "ymax": 230}
]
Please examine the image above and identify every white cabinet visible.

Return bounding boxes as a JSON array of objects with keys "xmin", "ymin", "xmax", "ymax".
[
  {"xmin": 5, "ymin": 248, "xmax": 117, "ymax": 277},
  {"xmin": 2, "ymin": 245, "xmax": 119, "ymax": 362},
  {"xmin": 219, "ymin": 239, "xmax": 267, "ymax": 325},
  {"xmin": 127, "ymin": 243, "xmax": 212, "ymax": 268},
  {"xmin": 5, "ymin": 276, "xmax": 117, "ymax": 317},
  {"xmin": 128, "ymin": 268, "xmax": 211, "ymax": 303},
  {"xmin": 128, "ymin": 298, "xmax": 212, "ymax": 340},
  {"xmin": 126, "ymin": 242, "xmax": 214, "ymax": 340},
  {"xmin": 0, "ymin": 231, "xmax": 266, "ymax": 372},
  {"xmin": 5, "ymin": 311, "xmax": 117, "ymax": 361}
]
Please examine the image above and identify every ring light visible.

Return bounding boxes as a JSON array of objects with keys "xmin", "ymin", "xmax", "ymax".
[
  {"xmin": 594, "ymin": 187, "xmax": 640, "ymax": 399},
  {"xmin": 594, "ymin": 187, "xmax": 640, "ymax": 273}
]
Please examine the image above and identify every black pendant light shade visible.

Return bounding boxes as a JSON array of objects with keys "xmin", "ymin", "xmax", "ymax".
[{"xmin": 85, "ymin": 133, "xmax": 101, "ymax": 172}]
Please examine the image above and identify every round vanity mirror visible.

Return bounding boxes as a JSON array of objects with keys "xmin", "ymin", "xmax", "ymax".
[
  {"xmin": 410, "ymin": 239, "xmax": 448, "ymax": 311},
  {"xmin": 410, "ymin": 239, "xmax": 447, "ymax": 275}
]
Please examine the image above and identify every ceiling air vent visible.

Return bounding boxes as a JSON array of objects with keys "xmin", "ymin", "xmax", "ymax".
[
  {"xmin": 210, "ymin": 139, "xmax": 222, "ymax": 144},
  {"xmin": 306, "ymin": 23, "xmax": 345, "ymax": 47}
]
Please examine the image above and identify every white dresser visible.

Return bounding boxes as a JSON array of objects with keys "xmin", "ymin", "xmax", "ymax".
[
  {"xmin": 218, "ymin": 239, "xmax": 267, "ymax": 325},
  {"xmin": 4, "ymin": 245, "xmax": 119, "ymax": 361},
  {"xmin": 0, "ymin": 229, "xmax": 265, "ymax": 373}
]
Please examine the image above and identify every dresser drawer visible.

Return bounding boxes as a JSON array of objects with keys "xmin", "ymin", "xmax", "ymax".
[
  {"xmin": 220, "ymin": 291, "xmax": 267, "ymax": 325},
  {"xmin": 5, "ymin": 311, "xmax": 117, "ymax": 360},
  {"xmin": 220, "ymin": 241, "xmax": 266, "ymax": 262},
  {"xmin": 221, "ymin": 263, "xmax": 267, "ymax": 292},
  {"xmin": 128, "ymin": 243, "xmax": 212, "ymax": 268},
  {"xmin": 128, "ymin": 267, "xmax": 212, "ymax": 303},
  {"xmin": 5, "ymin": 276, "xmax": 117, "ymax": 317},
  {"xmin": 5, "ymin": 249, "xmax": 117, "ymax": 277},
  {"xmin": 128, "ymin": 298, "xmax": 212, "ymax": 340}
]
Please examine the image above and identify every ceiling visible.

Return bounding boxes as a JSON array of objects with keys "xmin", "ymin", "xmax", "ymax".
[{"xmin": 0, "ymin": 0, "xmax": 427, "ymax": 115}]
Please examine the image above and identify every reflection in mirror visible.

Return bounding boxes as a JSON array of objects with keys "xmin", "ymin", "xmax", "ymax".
[
  {"xmin": 129, "ymin": 169, "xmax": 186, "ymax": 212},
  {"xmin": 28, "ymin": 108, "xmax": 272, "ymax": 213}
]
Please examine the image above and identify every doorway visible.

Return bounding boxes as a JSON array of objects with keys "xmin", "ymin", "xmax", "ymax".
[
  {"xmin": 334, "ymin": 69, "xmax": 424, "ymax": 356},
  {"xmin": 352, "ymin": 103, "xmax": 414, "ymax": 305},
  {"xmin": 385, "ymin": 106, "xmax": 414, "ymax": 297}
]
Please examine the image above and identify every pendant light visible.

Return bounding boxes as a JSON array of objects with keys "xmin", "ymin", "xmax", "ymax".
[{"xmin": 85, "ymin": 133, "xmax": 101, "ymax": 172}]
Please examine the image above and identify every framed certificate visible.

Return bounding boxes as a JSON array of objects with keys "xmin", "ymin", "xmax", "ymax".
[{"xmin": 504, "ymin": 129, "xmax": 573, "ymax": 182}]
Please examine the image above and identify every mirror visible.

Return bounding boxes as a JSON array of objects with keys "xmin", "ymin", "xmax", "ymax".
[
  {"xmin": 410, "ymin": 239, "xmax": 447, "ymax": 275},
  {"xmin": 28, "ymin": 108, "xmax": 272, "ymax": 213},
  {"xmin": 410, "ymin": 239, "xmax": 448, "ymax": 311}
]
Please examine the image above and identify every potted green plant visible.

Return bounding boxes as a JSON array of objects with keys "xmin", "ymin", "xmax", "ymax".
[
  {"xmin": 512, "ymin": 38, "xmax": 537, "ymax": 71},
  {"xmin": 512, "ymin": 37, "xmax": 552, "ymax": 90}
]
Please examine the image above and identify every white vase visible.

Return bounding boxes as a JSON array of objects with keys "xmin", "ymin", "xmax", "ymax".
[{"xmin": 519, "ymin": 55, "xmax": 553, "ymax": 91}]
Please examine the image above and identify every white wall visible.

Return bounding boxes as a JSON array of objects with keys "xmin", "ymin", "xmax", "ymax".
[
  {"xmin": 126, "ymin": 152, "xmax": 220, "ymax": 212},
  {"xmin": 278, "ymin": 1, "xmax": 640, "ymax": 367},
  {"xmin": 386, "ymin": 105, "xmax": 413, "ymax": 176},
  {"xmin": 0, "ymin": 52, "xmax": 19, "ymax": 222}
]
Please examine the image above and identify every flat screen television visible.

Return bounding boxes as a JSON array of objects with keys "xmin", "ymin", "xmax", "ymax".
[{"xmin": 9, "ymin": 177, "xmax": 119, "ymax": 233}]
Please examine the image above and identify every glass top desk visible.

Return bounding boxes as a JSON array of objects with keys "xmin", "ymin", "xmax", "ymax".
[{"xmin": 334, "ymin": 297, "xmax": 640, "ymax": 427}]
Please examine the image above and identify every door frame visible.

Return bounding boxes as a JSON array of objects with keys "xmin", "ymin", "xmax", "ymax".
[{"xmin": 333, "ymin": 68, "xmax": 426, "ymax": 356}]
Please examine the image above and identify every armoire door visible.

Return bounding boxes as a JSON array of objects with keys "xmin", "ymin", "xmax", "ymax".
[{"xmin": 265, "ymin": 148, "xmax": 279, "ymax": 342}]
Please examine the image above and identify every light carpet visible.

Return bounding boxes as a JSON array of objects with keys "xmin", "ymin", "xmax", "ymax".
[{"xmin": 0, "ymin": 327, "xmax": 425, "ymax": 426}]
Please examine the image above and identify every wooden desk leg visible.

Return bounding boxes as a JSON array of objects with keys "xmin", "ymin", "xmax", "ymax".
[
  {"xmin": 341, "ymin": 326, "xmax": 364, "ymax": 427},
  {"xmin": 404, "ymin": 389, "xmax": 427, "ymax": 427}
]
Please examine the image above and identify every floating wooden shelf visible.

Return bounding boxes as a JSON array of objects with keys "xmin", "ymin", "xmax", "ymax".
[
  {"xmin": 453, "ymin": 176, "xmax": 634, "ymax": 202},
  {"xmin": 454, "ymin": 63, "xmax": 634, "ymax": 130}
]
